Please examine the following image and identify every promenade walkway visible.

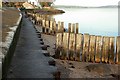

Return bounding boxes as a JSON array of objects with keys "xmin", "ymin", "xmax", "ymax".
[{"xmin": 6, "ymin": 13, "xmax": 57, "ymax": 78}]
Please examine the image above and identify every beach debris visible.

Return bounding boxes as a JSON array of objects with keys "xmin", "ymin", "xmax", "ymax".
[
  {"xmin": 38, "ymin": 38, "xmax": 43, "ymax": 41},
  {"xmin": 41, "ymin": 45, "xmax": 48, "ymax": 50},
  {"xmin": 40, "ymin": 41, "xmax": 44, "ymax": 45},
  {"xmin": 70, "ymin": 65, "xmax": 75, "ymax": 68},
  {"xmin": 69, "ymin": 62, "xmax": 73, "ymax": 65},
  {"xmin": 48, "ymin": 60, "xmax": 56, "ymax": 66},
  {"xmin": 41, "ymin": 50, "xmax": 50, "ymax": 57},
  {"xmin": 110, "ymin": 74, "xmax": 120, "ymax": 78},
  {"xmin": 37, "ymin": 34, "xmax": 41, "ymax": 38}
]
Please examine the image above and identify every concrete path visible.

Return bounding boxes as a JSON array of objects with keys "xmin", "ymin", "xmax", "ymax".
[{"xmin": 6, "ymin": 13, "xmax": 57, "ymax": 78}]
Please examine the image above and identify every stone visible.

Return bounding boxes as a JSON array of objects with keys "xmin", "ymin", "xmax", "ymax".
[{"xmin": 48, "ymin": 60, "xmax": 56, "ymax": 66}]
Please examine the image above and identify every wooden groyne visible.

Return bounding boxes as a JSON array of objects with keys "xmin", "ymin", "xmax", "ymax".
[{"xmin": 27, "ymin": 12, "xmax": 120, "ymax": 64}]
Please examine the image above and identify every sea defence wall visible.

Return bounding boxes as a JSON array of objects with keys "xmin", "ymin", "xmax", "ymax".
[{"xmin": 2, "ymin": 12, "xmax": 22, "ymax": 78}]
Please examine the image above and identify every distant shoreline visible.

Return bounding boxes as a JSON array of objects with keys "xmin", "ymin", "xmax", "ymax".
[{"xmin": 54, "ymin": 5, "xmax": 118, "ymax": 8}]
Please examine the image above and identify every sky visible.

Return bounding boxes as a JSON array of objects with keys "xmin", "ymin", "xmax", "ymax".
[
  {"xmin": 54, "ymin": 0, "xmax": 120, "ymax": 7},
  {"xmin": 3, "ymin": 0, "xmax": 119, "ymax": 7}
]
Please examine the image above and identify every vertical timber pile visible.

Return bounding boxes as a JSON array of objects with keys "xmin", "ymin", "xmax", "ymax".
[
  {"xmin": 42, "ymin": 19, "xmax": 45, "ymax": 33},
  {"xmin": 50, "ymin": 20, "xmax": 53, "ymax": 34},
  {"xmin": 69, "ymin": 24, "xmax": 75, "ymax": 60},
  {"xmin": 53, "ymin": 21, "xmax": 56, "ymax": 34},
  {"xmin": 45, "ymin": 20, "xmax": 49, "ymax": 34},
  {"xmin": 61, "ymin": 22, "xmax": 64, "ymax": 32},
  {"xmin": 57, "ymin": 21, "xmax": 61, "ymax": 33},
  {"xmin": 55, "ymin": 21, "xmax": 64, "ymax": 59},
  {"xmin": 89, "ymin": 35, "xmax": 96, "ymax": 62},
  {"xmin": 95, "ymin": 36, "xmax": 102, "ymax": 63},
  {"xmin": 61, "ymin": 33, "xmax": 69, "ymax": 59},
  {"xmin": 116, "ymin": 36, "xmax": 120, "ymax": 64},
  {"xmin": 76, "ymin": 33, "xmax": 82, "ymax": 61},
  {"xmin": 56, "ymin": 33, "xmax": 63, "ymax": 58},
  {"xmin": 102, "ymin": 36, "xmax": 110, "ymax": 63},
  {"xmin": 67, "ymin": 23, "xmax": 71, "ymax": 60},
  {"xmin": 75, "ymin": 23, "xmax": 80, "ymax": 61},
  {"xmin": 82, "ymin": 33, "xmax": 89, "ymax": 62},
  {"xmin": 109, "ymin": 37, "xmax": 115, "ymax": 64}
]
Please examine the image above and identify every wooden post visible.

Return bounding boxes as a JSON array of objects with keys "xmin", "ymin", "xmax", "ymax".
[
  {"xmin": 42, "ymin": 20, "xmax": 45, "ymax": 33},
  {"xmin": 95, "ymin": 36, "xmax": 102, "ymax": 63},
  {"xmin": 69, "ymin": 33, "xmax": 76, "ymax": 60},
  {"xmin": 67, "ymin": 23, "xmax": 71, "ymax": 60},
  {"xmin": 116, "ymin": 36, "xmax": 120, "ymax": 64},
  {"xmin": 61, "ymin": 33, "xmax": 69, "ymax": 60},
  {"xmin": 89, "ymin": 35, "xmax": 96, "ymax": 62},
  {"xmin": 102, "ymin": 36, "xmax": 110, "ymax": 63},
  {"xmin": 45, "ymin": 20, "xmax": 49, "ymax": 34},
  {"xmin": 50, "ymin": 20, "xmax": 53, "ymax": 34},
  {"xmin": 71, "ymin": 24, "xmax": 75, "ymax": 33},
  {"xmin": 68, "ymin": 23, "xmax": 71, "ymax": 33},
  {"xmin": 74, "ymin": 23, "xmax": 79, "ymax": 61},
  {"xmin": 53, "ymin": 21, "xmax": 56, "ymax": 34},
  {"xmin": 109, "ymin": 37, "xmax": 115, "ymax": 64},
  {"xmin": 56, "ymin": 33, "xmax": 63, "ymax": 58},
  {"xmin": 75, "ymin": 23, "xmax": 79, "ymax": 34},
  {"xmin": 82, "ymin": 33, "xmax": 90, "ymax": 62},
  {"xmin": 61, "ymin": 22, "xmax": 64, "ymax": 33},
  {"xmin": 57, "ymin": 21, "xmax": 61, "ymax": 33},
  {"xmin": 75, "ymin": 33, "xmax": 83, "ymax": 61}
]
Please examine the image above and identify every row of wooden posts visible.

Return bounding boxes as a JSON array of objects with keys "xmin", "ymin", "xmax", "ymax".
[
  {"xmin": 27, "ymin": 12, "xmax": 65, "ymax": 34},
  {"xmin": 27, "ymin": 12, "xmax": 120, "ymax": 64}
]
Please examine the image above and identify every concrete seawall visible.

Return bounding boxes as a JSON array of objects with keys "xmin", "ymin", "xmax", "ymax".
[{"xmin": 2, "ymin": 12, "xmax": 22, "ymax": 79}]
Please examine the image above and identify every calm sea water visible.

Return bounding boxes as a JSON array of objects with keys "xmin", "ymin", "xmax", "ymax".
[{"xmin": 53, "ymin": 8, "xmax": 118, "ymax": 37}]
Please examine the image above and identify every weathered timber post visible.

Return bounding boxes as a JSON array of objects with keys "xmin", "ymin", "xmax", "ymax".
[
  {"xmin": 53, "ymin": 21, "xmax": 56, "ymax": 35},
  {"xmin": 42, "ymin": 20, "xmax": 45, "ymax": 33},
  {"xmin": 50, "ymin": 20, "xmax": 53, "ymax": 34},
  {"xmin": 61, "ymin": 33, "xmax": 69, "ymax": 60},
  {"xmin": 57, "ymin": 21, "xmax": 61, "ymax": 33},
  {"xmin": 69, "ymin": 33, "xmax": 75, "ymax": 60},
  {"xmin": 76, "ymin": 33, "xmax": 83, "ymax": 61},
  {"xmin": 109, "ymin": 37, "xmax": 115, "ymax": 64},
  {"xmin": 89, "ymin": 35, "xmax": 96, "ymax": 62},
  {"xmin": 56, "ymin": 33, "xmax": 63, "ymax": 59},
  {"xmin": 71, "ymin": 24, "xmax": 75, "ymax": 33},
  {"xmin": 116, "ymin": 36, "xmax": 120, "ymax": 64},
  {"xmin": 45, "ymin": 20, "xmax": 49, "ymax": 34},
  {"xmin": 68, "ymin": 23, "xmax": 71, "ymax": 33},
  {"xmin": 61, "ymin": 22, "xmax": 64, "ymax": 33},
  {"xmin": 69, "ymin": 24, "xmax": 75, "ymax": 60},
  {"xmin": 74, "ymin": 23, "xmax": 79, "ymax": 61},
  {"xmin": 102, "ymin": 36, "xmax": 110, "ymax": 63},
  {"xmin": 67, "ymin": 23, "xmax": 72, "ymax": 59},
  {"xmin": 82, "ymin": 33, "xmax": 90, "ymax": 62},
  {"xmin": 95, "ymin": 36, "xmax": 102, "ymax": 63}
]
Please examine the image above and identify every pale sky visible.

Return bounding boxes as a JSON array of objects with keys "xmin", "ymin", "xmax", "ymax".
[
  {"xmin": 26, "ymin": 0, "xmax": 120, "ymax": 7},
  {"xmin": 54, "ymin": 0, "xmax": 120, "ymax": 7}
]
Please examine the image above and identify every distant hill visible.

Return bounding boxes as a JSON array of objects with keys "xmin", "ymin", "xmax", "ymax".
[{"xmin": 53, "ymin": 5, "xmax": 118, "ymax": 8}]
